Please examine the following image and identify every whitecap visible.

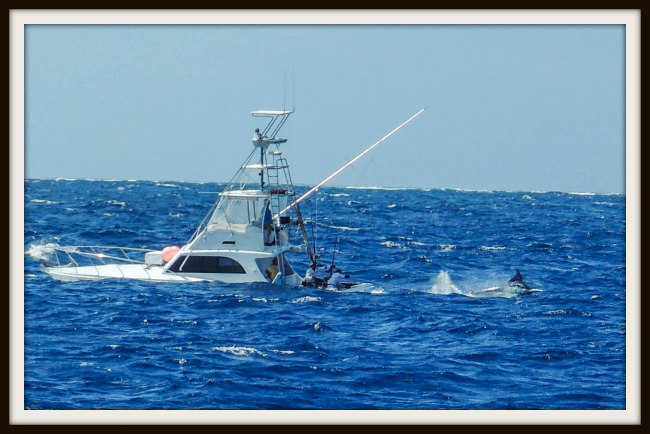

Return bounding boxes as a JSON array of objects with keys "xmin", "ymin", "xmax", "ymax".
[
  {"xmin": 387, "ymin": 204, "xmax": 397, "ymax": 208},
  {"xmin": 270, "ymin": 349, "xmax": 295, "ymax": 355},
  {"xmin": 329, "ymin": 193, "xmax": 349, "ymax": 197},
  {"xmin": 568, "ymin": 192, "xmax": 596, "ymax": 196},
  {"xmin": 543, "ymin": 310, "xmax": 566, "ymax": 315},
  {"xmin": 210, "ymin": 346, "xmax": 267, "ymax": 357},
  {"xmin": 522, "ymin": 194, "xmax": 532, "ymax": 200},
  {"xmin": 479, "ymin": 246, "xmax": 506, "ymax": 251},
  {"xmin": 439, "ymin": 244, "xmax": 456, "ymax": 252},
  {"xmin": 380, "ymin": 241, "xmax": 403, "ymax": 248},
  {"xmin": 30, "ymin": 199, "xmax": 57, "ymax": 205},
  {"xmin": 328, "ymin": 225, "xmax": 360, "ymax": 232},
  {"xmin": 291, "ymin": 296, "xmax": 321, "ymax": 304}
]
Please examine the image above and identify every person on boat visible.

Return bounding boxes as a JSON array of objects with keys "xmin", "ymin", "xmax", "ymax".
[
  {"xmin": 266, "ymin": 257, "xmax": 279, "ymax": 282},
  {"xmin": 304, "ymin": 262, "xmax": 317, "ymax": 284},
  {"xmin": 328, "ymin": 268, "xmax": 345, "ymax": 290},
  {"xmin": 263, "ymin": 203, "xmax": 275, "ymax": 246},
  {"xmin": 253, "ymin": 128, "xmax": 263, "ymax": 142},
  {"xmin": 311, "ymin": 263, "xmax": 330, "ymax": 286}
]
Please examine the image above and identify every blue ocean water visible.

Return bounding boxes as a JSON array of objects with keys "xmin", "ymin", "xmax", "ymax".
[{"xmin": 23, "ymin": 179, "xmax": 626, "ymax": 410}]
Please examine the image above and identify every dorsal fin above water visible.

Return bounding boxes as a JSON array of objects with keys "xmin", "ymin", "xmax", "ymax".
[{"xmin": 509, "ymin": 269, "xmax": 523, "ymax": 283}]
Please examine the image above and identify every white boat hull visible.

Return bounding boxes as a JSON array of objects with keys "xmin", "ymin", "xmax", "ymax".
[{"xmin": 42, "ymin": 262, "xmax": 304, "ymax": 286}]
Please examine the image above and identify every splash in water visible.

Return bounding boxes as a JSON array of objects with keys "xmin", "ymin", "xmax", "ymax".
[
  {"xmin": 429, "ymin": 270, "xmax": 462, "ymax": 295},
  {"xmin": 24, "ymin": 242, "xmax": 60, "ymax": 263}
]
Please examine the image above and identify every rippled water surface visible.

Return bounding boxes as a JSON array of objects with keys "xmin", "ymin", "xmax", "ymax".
[{"xmin": 24, "ymin": 180, "xmax": 626, "ymax": 410}]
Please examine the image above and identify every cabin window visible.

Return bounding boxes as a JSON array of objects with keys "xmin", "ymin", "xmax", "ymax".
[{"xmin": 168, "ymin": 255, "xmax": 246, "ymax": 273}]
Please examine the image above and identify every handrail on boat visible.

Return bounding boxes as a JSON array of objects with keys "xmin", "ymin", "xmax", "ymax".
[{"xmin": 42, "ymin": 245, "xmax": 156, "ymax": 268}]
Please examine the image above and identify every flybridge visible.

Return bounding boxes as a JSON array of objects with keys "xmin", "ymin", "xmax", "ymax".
[{"xmin": 251, "ymin": 109, "xmax": 294, "ymax": 143}]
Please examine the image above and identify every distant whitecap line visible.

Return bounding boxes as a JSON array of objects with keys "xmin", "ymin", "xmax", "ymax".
[
  {"xmin": 440, "ymin": 187, "xmax": 495, "ymax": 194},
  {"xmin": 25, "ymin": 178, "xmax": 626, "ymax": 196},
  {"xmin": 568, "ymin": 192, "xmax": 596, "ymax": 196},
  {"xmin": 343, "ymin": 186, "xmax": 414, "ymax": 191}
]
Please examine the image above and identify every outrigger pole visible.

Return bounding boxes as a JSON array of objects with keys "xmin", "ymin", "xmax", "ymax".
[{"xmin": 277, "ymin": 107, "xmax": 427, "ymax": 217}]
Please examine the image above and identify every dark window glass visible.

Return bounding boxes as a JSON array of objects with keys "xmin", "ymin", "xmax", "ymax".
[{"xmin": 168, "ymin": 255, "xmax": 246, "ymax": 274}]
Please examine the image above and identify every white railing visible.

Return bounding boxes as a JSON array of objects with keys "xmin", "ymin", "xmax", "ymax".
[{"xmin": 43, "ymin": 245, "xmax": 153, "ymax": 268}]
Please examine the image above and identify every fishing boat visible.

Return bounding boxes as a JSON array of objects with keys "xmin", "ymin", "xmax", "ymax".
[{"xmin": 30, "ymin": 108, "xmax": 426, "ymax": 286}]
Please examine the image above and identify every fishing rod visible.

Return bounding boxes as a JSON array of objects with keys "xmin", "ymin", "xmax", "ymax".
[
  {"xmin": 330, "ymin": 237, "xmax": 339, "ymax": 276},
  {"xmin": 311, "ymin": 204, "xmax": 317, "ymax": 259},
  {"xmin": 276, "ymin": 107, "xmax": 427, "ymax": 217}
]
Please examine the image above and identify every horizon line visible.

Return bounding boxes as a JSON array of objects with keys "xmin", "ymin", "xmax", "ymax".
[{"xmin": 23, "ymin": 177, "xmax": 625, "ymax": 196}]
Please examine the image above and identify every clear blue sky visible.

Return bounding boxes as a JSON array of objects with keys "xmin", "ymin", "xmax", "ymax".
[{"xmin": 24, "ymin": 24, "xmax": 625, "ymax": 193}]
